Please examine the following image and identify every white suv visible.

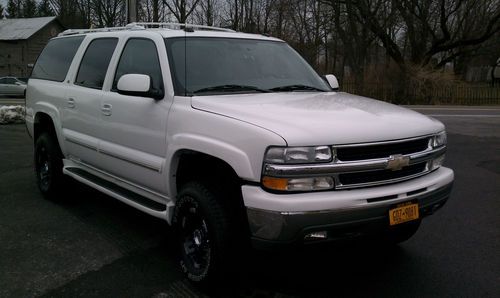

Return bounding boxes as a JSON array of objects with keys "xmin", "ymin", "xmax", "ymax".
[{"xmin": 25, "ymin": 23, "xmax": 454, "ymax": 284}]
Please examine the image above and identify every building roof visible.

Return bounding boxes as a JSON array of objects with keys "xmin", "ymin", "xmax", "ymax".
[{"xmin": 0, "ymin": 17, "xmax": 58, "ymax": 40}]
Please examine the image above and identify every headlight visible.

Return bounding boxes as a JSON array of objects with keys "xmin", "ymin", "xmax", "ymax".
[
  {"xmin": 432, "ymin": 131, "xmax": 447, "ymax": 148},
  {"xmin": 264, "ymin": 146, "xmax": 332, "ymax": 164}
]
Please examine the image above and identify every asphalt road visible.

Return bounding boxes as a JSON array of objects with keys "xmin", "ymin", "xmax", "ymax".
[{"xmin": 0, "ymin": 106, "xmax": 499, "ymax": 297}]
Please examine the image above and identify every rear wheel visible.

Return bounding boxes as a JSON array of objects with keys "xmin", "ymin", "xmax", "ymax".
[
  {"xmin": 34, "ymin": 133, "xmax": 65, "ymax": 199},
  {"xmin": 173, "ymin": 181, "xmax": 241, "ymax": 285}
]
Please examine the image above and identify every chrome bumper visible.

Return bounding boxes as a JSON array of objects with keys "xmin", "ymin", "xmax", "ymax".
[{"xmin": 244, "ymin": 168, "xmax": 454, "ymax": 248}]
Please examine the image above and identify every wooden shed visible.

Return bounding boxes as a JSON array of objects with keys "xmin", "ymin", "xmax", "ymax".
[{"xmin": 0, "ymin": 17, "xmax": 64, "ymax": 77}]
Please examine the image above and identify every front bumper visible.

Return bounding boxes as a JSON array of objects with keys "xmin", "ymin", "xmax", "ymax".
[{"xmin": 243, "ymin": 167, "xmax": 454, "ymax": 248}]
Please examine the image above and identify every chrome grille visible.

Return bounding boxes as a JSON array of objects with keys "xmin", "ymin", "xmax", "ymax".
[
  {"xmin": 336, "ymin": 138, "xmax": 430, "ymax": 161},
  {"xmin": 338, "ymin": 163, "xmax": 427, "ymax": 186},
  {"xmin": 263, "ymin": 134, "xmax": 445, "ymax": 190},
  {"xmin": 332, "ymin": 136, "xmax": 436, "ymax": 189}
]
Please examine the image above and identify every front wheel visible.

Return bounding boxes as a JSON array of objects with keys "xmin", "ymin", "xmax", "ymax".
[{"xmin": 173, "ymin": 182, "xmax": 239, "ymax": 285}]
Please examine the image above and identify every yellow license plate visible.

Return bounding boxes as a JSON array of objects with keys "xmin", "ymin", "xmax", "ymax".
[{"xmin": 389, "ymin": 201, "xmax": 419, "ymax": 226}]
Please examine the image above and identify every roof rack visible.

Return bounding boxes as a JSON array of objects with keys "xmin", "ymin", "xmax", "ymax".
[
  {"xmin": 129, "ymin": 22, "xmax": 236, "ymax": 32},
  {"xmin": 58, "ymin": 22, "xmax": 235, "ymax": 36},
  {"xmin": 58, "ymin": 26, "xmax": 130, "ymax": 36}
]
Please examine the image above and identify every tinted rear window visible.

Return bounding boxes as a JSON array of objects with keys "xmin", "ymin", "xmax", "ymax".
[
  {"xmin": 32, "ymin": 36, "xmax": 84, "ymax": 82},
  {"xmin": 75, "ymin": 38, "xmax": 118, "ymax": 89}
]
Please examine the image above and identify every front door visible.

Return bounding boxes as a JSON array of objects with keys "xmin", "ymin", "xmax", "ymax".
[{"xmin": 99, "ymin": 37, "xmax": 170, "ymax": 194}]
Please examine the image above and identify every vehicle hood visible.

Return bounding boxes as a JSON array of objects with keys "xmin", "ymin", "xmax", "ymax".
[{"xmin": 191, "ymin": 92, "xmax": 444, "ymax": 146}]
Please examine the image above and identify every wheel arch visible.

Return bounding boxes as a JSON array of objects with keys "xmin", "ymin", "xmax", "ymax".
[
  {"xmin": 170, "ymin": 149, "xmax": 251, "ymax": 242},
  {"xmin": 33, "ymin": 110, "xmax": 65, "ymax": 156},
  {"xmin": 170, "ymin": 149, "xmax": 243, "ymax": 197}
]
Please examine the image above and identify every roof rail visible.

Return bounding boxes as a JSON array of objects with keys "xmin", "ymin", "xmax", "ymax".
[
  {"xmin": 58, "ymin": 26, "xmax": 132, "ymax": 36},
  {"xmin": 128, "ymin": 22, "xmax": 236, "ymax": 32},
  {"xmin": 58, "ymin": 22, "xmax": 235, "ymax": 36}
]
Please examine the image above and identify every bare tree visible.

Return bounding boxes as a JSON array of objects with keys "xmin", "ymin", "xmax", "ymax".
[
  {"xmin": 193, "ymin": 0, "xmax": 219, "ymax": 25},
  {"xmin": 353, "ymin": 0, "xmax": 500, "ymax": 72},
  {"xmin": 320, "ymin": 0, "xmax": 376, "ymax": 85},
  {"xmin": 91, "ymin": 0, "xmax": 125, "ymax": 27},
  {"xmin": 163, "ymin": 0, "xmax": 200, "ymax": 23},
  {"xmin": 7, "ymin": 0, "xmax": 23, "ymax": 17},
  {"xmin": 23, "ymin": 0, "xmax": 38, "ymax": 17}
]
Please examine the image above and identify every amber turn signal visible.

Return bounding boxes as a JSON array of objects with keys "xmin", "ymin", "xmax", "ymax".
[{"xmin": 262, "ymin": 176, "xmax": 289, "ymax": 191}]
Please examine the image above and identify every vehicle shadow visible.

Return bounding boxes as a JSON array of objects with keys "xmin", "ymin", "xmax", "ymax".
[
  {"xmin": 240, "ymin": 242, "xmax": 414, "ymax": 297},
  {"xmin": 53, "ymin": 181, "xmax": 419, "ymax": 297}
]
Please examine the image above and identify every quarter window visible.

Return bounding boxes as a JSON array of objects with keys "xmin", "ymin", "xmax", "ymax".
[
  {"xmin": 32, "ymin": 36, "xmax": 84, "ymax": 82},
  {"xmin": 113, "ymin": 39, "xmax": 163, "ymax": 94},
  {"xmin": 75, "ymin": 38, "xmax": 118, "ymax": 89}
]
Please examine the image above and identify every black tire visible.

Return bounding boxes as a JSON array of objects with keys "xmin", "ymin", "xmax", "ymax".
[
  {"xmin": 385, "ymin": 220, "xmax": 421, "ymax": 244},
  {"xmin": 34, "ymin": 132, "xmax": 65, "ymax": 199},
  {"xmin": 173, "ymin": 181, "xmax": 240, "ymax": 286}
]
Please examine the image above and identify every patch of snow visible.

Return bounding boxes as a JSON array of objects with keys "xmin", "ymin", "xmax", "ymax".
[{"xmin": 0, "ymin": 105, "xmax": 25, "ymax": 124}]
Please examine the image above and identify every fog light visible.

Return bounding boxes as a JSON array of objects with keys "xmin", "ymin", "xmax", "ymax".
[{"xmin": 305, "ymin": 231, "xmax": 328, "ymax": 240}]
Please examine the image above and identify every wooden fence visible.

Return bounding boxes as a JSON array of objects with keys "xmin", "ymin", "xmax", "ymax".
[{"xmin": 341, "ymin": 82, "xmax": 500, "ymax": 105}]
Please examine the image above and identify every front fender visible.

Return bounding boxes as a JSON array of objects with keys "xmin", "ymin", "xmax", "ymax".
[{"xmin": 166, "ymin": 99, "xmax": 286, "ymax": 196}]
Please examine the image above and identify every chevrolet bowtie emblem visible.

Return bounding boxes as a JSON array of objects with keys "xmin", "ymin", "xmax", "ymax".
[{"xmin": 386, "ymin": 154, "xmax": 410, "ymax": 171}]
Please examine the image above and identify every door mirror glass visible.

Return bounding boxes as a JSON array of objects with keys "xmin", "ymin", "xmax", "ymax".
[
  {"xmin": 324, "ymin": 74, "xmax": 339, "ymax": 91},
  {"xmin": 117, "ymin": 74, "xmax": 162, "ymax": 99}
]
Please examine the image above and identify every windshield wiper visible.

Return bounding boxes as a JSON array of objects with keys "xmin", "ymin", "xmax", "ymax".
[
  {"xmin": 269, "ymin": 84, "xmax": 326, "ymax": 92},
  {"xmin": 192, "ymin": 84, "xmax": 270, "ymax": 94}
]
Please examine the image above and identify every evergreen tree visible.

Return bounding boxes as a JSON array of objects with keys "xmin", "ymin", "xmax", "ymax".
[
  {"xmin": 23, "ymin": 0, "xmax": 37, "ymax": 17},
  {"xmin": 37, "ymin": 0, "xmax": 54, "ymax": 17},
  {"xmin": 7, "ymin": 0, "xmax": 22, "ymax": 18}
]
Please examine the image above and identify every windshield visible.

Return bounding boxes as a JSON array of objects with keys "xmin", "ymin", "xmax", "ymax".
[{"xmin": 164, "ymin": 37, "xmax": 331, "ymax": 96}]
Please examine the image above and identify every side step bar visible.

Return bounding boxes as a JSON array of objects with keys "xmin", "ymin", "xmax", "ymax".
[{"xmin": 64, "ymin": 167, "xmax": 167, "ymax": 218}]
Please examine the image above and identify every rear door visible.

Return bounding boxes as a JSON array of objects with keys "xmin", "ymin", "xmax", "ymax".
[
  {"xmin": 62, "ymin": 37, "xmax": 118, "ymax": 167},
  {"xmin": 98, "ymin": 35, "xmax": 171, "ymax": 194}
]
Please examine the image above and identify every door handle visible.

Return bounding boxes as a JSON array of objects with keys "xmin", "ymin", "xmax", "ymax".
[
  {"xmin": 67, "ymin": 98, "xmax": 75, "ymax": 108},
  {"xmin": 101, "ymin": 103, "xmax": 112, "ymax": 116}
]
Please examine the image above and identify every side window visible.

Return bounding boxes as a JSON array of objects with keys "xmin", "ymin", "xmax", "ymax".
[
  {"xmin": 75, "ymin": 38, "xmax": 118, "ymax": 89},
  {"xmin": 113, "ymin": 39, "xmax": 163, "ymax": 94},
  {"xmin": 5, "ymin": 78, "xmax": 16, "ymax": 84},
  {"xmin": 32, "ymin": 36, "xmax": 85, "ymax": 82},
  {"xmin": 0, "ymin": 78, "xmax": 6, "ymax": 84}
]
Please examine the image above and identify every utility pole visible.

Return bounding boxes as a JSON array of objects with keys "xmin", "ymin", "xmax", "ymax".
[{"xmin": 127, "ymin": 0, "xmax": 137, "ymax": 23}]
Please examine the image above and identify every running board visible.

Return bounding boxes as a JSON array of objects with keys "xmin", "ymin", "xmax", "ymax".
[{"xmin": 64, "ymin": 167, "xmax": 167, "ymax": 216}]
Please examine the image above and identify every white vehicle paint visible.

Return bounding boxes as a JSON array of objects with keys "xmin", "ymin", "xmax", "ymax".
[{"xmin": 25, "ymin": 23, "xmax": 454, "ymax": 283}]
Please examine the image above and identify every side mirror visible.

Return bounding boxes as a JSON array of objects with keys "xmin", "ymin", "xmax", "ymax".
[
  {"xmin": 324, "ymin": 74, "xmax": 339, "ymax": 91},
  {"xmin": 117, "ymin": 74, "xmax": 163, "ymax": 99}
]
